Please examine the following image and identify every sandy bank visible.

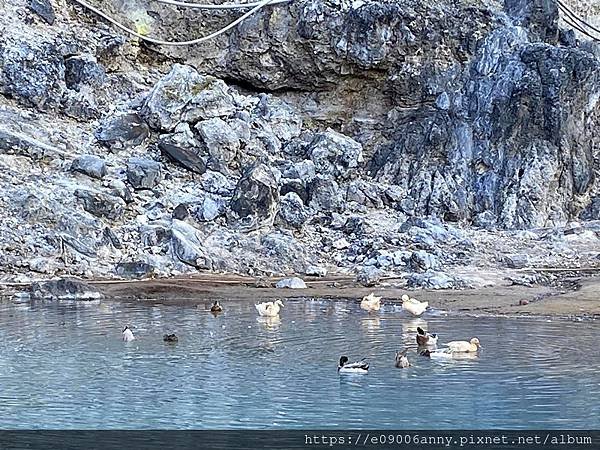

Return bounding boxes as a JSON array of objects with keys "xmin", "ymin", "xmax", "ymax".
[{"xmin": 83, "ymin": 273, "xmax": 600, "ymax": 319}]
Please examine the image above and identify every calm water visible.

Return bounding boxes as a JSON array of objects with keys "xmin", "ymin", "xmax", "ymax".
[{"xmin": 0, "ymin": 297, "xmax": 598, "ymax": 429}]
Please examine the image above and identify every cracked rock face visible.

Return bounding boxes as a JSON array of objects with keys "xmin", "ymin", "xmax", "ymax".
[{"xmin": 0, "ymin": 0, "xmax": 598, "ymax": 286}]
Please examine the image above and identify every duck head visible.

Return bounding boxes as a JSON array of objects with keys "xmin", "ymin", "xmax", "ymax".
[
  {"xmin": 339, "ymin": 356, "xmax": 349, "ymax": 367},
  {"xmin": 213, "ymin": 301, "xmax": 220, "ymax": 307},
  {"xmin": 122, "ymin": 326, "xmax": 130, "ymax": 332},
  {"xmin": 275, "ymin": 300, "xmax": 284, "ymax": 307},
  {"xmin": 401, "ymin": 294, "xmax": 410, "ymax": 302},
  {"xmin": 470, "ymin": 337, "xmax": 482, "ymax": 348}
]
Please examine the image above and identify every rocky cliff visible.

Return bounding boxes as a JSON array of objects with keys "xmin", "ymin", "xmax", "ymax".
[{"xmin": 0, "ymin": 0, "xmax": 598, "ymax": 287}]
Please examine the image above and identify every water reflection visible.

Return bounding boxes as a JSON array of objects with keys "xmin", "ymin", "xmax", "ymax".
[{"xmin": 0, "ymin": 297, "xmax": 598, "ymax": 429}]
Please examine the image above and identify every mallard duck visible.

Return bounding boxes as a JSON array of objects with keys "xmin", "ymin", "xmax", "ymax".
[
  {"xmin": 338, "ymin": 356, "xmax": 369, "ymax": 374},
  {"xmin": 395, "ymin": 349, "xmax": 411, "ymax": 368},
  {"xmin": 419, "ymin": 348, "xmax": 453, "ymax": 359},
  {"xmin": 210, "ymin": 301, "xmax": 223, "ymax": 313},
  {"xmin": 122, "ymin": 326, "xmax": 135, "ymax": 342},
  {"xmin": 255, "ymin": 299, "xmax": 284, "ymax": 317},
  {"xmin": 416, "ymin": 326, "xmax": 438, "ymax": 346},
  {"xmin": 444, "ymin": 338, "xmax": 481, "ymax": 353},
  {"xmin": 401, "ymin": 294, "xmax": 428, "ymax": 316},
  {"xmin": 163, "ymin": 333, "xmax": 178, "ymax": 343},
  {"xmin": 360, "ymin": 293, "xmax": 382, "ymax": 312}
]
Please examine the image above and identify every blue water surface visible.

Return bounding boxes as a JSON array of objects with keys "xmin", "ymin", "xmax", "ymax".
[{"xmin": 0, "ymin": 297, "xmax": 598, "ymax": 429}]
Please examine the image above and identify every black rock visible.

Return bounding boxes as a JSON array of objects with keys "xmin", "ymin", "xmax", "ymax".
[
  {"xmin": 229, "ymin": 164, "xmax": 279, "ymax": 229},
  {"xmin": 64, "ymin": 54, "xmax": 106, "ymax": 91},
  {"xmin": 96, "ymin": 113, "xmax": 149, "ymax": 148},
  {"xmin": 159, "ymin": 141, "xmax": 206, "ymax": 174},
  {"xmin": 172, "ymin": 203, "xmax": 190, "ymax": 220}
]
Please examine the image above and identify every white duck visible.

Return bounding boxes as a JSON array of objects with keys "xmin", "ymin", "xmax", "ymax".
[
  {"xmin": 401, "ymin": 294, "xmax": 428, "ymax": 316},
  {"xmin": 337, "ymin": 356, "xmax": 369, "ymax": 374},
  {"xmin": 255, "ymin": 299, "xmax": 284, "ymax": 317},
  {"xmin": 122, "ymin": 326, "xmax": 135, "ymax": 342},
  {"xmin": 444, "ymin": 338, "xmax": 481, "ymax": 353},
  {"xmin": 360, "ymin": 293, "xmax": 381, "ymax": 312}
]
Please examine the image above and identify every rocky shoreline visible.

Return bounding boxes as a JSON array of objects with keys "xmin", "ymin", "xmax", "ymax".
[{"xmin": 0, "ymin": 0, "xmax": 599, "ymax": 298}]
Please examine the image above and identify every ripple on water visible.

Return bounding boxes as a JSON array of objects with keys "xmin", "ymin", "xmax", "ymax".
[{"xmin": 0, "ymin": 298, "xmax": 599, "ymax": 429}]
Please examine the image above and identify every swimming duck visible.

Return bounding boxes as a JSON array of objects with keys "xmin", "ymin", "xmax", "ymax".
[
  {"xmin": 360, "ymin": 293, "xmax": 382, "ymax": 312},
  {"xmin": 401, "ymin": 294, "xmax": 428, "ymax": 316},
  {"xmin": 338, "ymin": 356, "xmax": 369, "ymax": 374},
  {"xmin": 416, "ymin": 326, "xmax": 438, "ymax": 346},
  {"xmin": 395, "ymin": 349, "xmax": 411, "ymax": 368},
  {"xmin": 419, "ymin": 348, "xmax": 453, "ymax": 359},
  {"xmin": 122, "ymin": 326, "xmax": 135, "ymax": 342},
  {"xmin": 210, "ymin": 301, "xmax": 223, "ymax": 313},
  {"xmin": 255, "ymin": 299, "xmax": 284, "ymax": 317},
  {"xmin": 444, "ymin": 338, "xmax": 481, "ymax": 353},
  {"xmin": 163, "ymin": 333, "xmax": 178, "ymax": 343}
]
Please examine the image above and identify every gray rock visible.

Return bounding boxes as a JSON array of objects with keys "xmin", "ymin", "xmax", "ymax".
[
  {"xmin": 229, "ymin": 164, "xmax": 279, "ymax": 229},
  {"xmin": 276, "ymin": 192, "xmax": 309, "ymax": 229},
  {"xmin": 71, "ymin": 155, "xmax": 107, "ymax": 179},
  {"xmin": 28, "ymin": 0, "xmax": 55, "ymax": 25},
  {"xmin": 357, "ymin": 266, "xmax": 383, "ymax": 287},
  {"xmin": 127, "ymin": 158, "xmax": 162, "ymax": 189},
  {"xmin": 0, "ymin": 36, "xmax": 64, "ymax": 109},
  {"xmin": 275, "ymin": 277, "xmax": 307, "ymax": 289},
  {"xmin": 109, "ymin": 179, "xmax": 134, "ymax": 204},
  {"xmin": 409, "ymin": 250, "xmax": 439, "ymax": 272},
  {"xmin": 30, "ymin": 278, "xmax": 104, "ymax": 301},
  {"xmin": 115, "ymin": 262, "xmax": 155, "ymax": 279},
  {"xmin": 200, "ymin": 171, "xmax": 234, "ymax": 195},
  {"xmin": 307, "ymin": 129, "xmax": 363, "ymax": 180},
  {"xmin": 308, "ymin": 175, "xmax": 343, "ymax": 212},
  {"xmin": 306, "ymin": 265, "xmax": 327, "ymax": 277},
  {"xmin": 196, "ymin": 118, "xmax": 240, "ymax": 168},
  {"xmin": 74, "ymin": 189, "xmax": 126, "ymax": 220},
  {"xmin": 407, "ymin": 270, "xmax": 455, "ymax": 289},
  {"xmin": 171, "ymin": 220, "xmax": 212, "ymax": 269},
  {"xmin": 141, "ymin": 64, "xmax": 236, "ymax": 131},
  {"xmin": 504, "ymin": 254, "xmax": 529, "ymax": 269},
  {"xmin": 193, "ymin": 195, "xmax": 226, "ymax": 222},
  {"xmin": 580, "ymin": 197, "xmax": 600, "ymax": 221},
  {"xmin": 96, "ymin": 112, "xmax": 149, "ymax": 148}
]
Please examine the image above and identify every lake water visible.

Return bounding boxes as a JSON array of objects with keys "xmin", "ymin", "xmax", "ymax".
[{"xmin": 0, "ymin": 297, "xmax": 598, "ymax": 429}]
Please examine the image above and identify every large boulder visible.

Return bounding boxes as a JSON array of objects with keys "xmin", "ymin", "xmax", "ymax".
[
  {"xmin": 171, "ymin": 220, "xmax": 213, "ymax": 269},
  {"xmin": 307, "ymin": 130, "xmax": 363, "ymax": 180},
  {"xmin": 115, "ymin": 262, "xmax": 155, "ymax": 279},
  {"xmin": 30, "ymin": 278, "xmax": 104, "ymax": 301},
  {"xmin": 229, "ymin": 164, "xmax": 279, "ymax": 229},
  {"xmin": 141, "ymin": 64, "xmax": 236, "ymax": 131},
  {"xmin": 0, "ymin": 35, "xmax": 64, "ymax": 109},
  {"xmin": 276, "ymin": 192, "xmax": 310, "ymax": 229}
]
